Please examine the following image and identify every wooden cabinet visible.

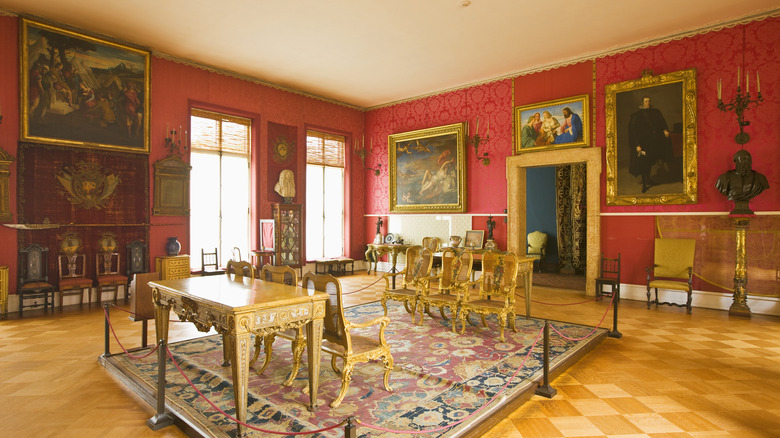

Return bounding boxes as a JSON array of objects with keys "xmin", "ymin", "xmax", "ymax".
[
  {"xmin": 0, "ymin": 266, "xmax": 8, "ymax": 319},
  {"xmin": 155, "ymin": 255, "xmax": 191, "ymax": 280},
  {"xmin": 272, "ymin": 203, "xmax": 302, "ymax": 270}
]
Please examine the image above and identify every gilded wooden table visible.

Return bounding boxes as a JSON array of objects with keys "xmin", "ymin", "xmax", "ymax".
[
  {"xmin": 365, "ymin": 243, "xmax": 411, "ymax": 275},
  {"xmin": 150, "ymin": 275, "xmax": 327, "ymax": 436}
]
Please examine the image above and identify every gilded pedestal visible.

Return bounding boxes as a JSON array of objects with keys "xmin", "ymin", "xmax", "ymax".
[{"xmin": 729, "ymin": 217, "xmax": 751, "ymax": 318}]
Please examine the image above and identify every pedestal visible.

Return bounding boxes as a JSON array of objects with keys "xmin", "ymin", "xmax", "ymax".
[{"xmin": 729, "ymin": 216, "xmax": 752, "ymax": 318}]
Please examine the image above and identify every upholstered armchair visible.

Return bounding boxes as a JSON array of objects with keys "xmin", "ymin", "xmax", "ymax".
[
  {"xmin": 526, "ymin": 231, "xmax": 548, "ymax": 273},
  {"xmin": 459, "ymin": 251, "xmax": 520, "ymax": 342},
  {"xmin": 381, "ymin": 246, "xmax": 433, "ymax": 323},
  {"xmin": 646, "ymin": 238, "xmax": 696, "ymax": 314},
  {"xmin": 417, "ymin": 248, "xmax": 473, "ymax": 330}
]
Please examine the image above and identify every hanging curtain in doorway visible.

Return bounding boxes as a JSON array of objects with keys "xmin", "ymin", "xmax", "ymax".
[{"xmin": 555, "ymin": 164, "xmax": 587, "ymax": 274}]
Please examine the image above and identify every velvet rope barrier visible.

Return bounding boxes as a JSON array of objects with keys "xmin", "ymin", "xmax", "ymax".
[
  {"xmin": 549, "ymin": 292, "xmax": 617, "ymax": 342},
  {"xmin": 341, "ymin": 275, "xmax": 385, "ymax": 295},
  {"xmin": 103, "ymin": 306, "xmax": 159, "ymax": 359}
]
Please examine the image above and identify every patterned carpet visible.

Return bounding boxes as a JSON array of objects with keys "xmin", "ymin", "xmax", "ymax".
[{"xmin": 106, "ymin": 301, "xmax": 606, "ymax": 437}]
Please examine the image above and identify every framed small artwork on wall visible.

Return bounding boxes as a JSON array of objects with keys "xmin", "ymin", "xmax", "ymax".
[{"xmin": 514, "ymin": 94, "xmax": 590, "ymax": 154}]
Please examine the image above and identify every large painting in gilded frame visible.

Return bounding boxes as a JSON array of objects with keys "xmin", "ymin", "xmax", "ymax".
[
  {"xmin": 389, "ymin": 123, "xmax": 467, "ymax": 213},
  {"xmin": 605, "ymin": 69, "xmax": 697, "ymax": 205},
  {"xmin": 21, "ymin": 19, "xmax": 151, "ymax": 154},
  {"xmin": 513, "ymin": 94, "xmax": 589, "ymax": 154}
]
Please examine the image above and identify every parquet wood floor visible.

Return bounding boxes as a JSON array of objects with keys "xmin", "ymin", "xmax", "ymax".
[{"xmin": 1, "ymin": 272, "xmax": 779, "ymax": 437}]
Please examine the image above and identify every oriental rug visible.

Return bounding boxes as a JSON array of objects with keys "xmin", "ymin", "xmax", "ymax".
[{"xmin": 103, "ymin": 301, "xmax": 606, "ymax": 438}]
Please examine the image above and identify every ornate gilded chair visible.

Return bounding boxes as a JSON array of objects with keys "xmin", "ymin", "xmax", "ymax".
[
  {"xmin": 251, "ymin": 265, "xmax": 300, "ymax": 381},
  {"xmin": 459, "ymin": 251, "xmax": 520, "ymax": 342},
  {"xmin": 225, "ymin": 260, "xmax": 255, "ymax": 281},
  {"xmin": 304, "ymin": 272, "xmax": 393, "ymax": 408},
  {"xmin": 57, "ymin": 232, "xmax": 93, "ymax": 310},
  {"xmin": 646, "ymin": 238, "xmax": 696, "ymax": 314},
  {"xmin": 18, "ymin": 243, "xmax": 56, "ymax": 316},
  {"xmin": 526, "ymin": 231, "xmax": 548, "ymax": 273},
  {"xmin": 417, "ymin": 248, "xmax": 473, "ymax": 330},
  {"xmin": 381, "ymin": 246, "xmax": 433, "ymax": 322},
  {"xmin": 422, "ymin": 236, "xmax": 441, "ymax": 253}
]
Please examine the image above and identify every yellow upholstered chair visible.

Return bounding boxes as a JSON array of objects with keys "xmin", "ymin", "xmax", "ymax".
[
  {"xmin": 381, "ymin": 246, "xmax": 433, "ymax": 323},
  {"xmin": 417, "ymin": 248, "xmax": 473, "ymax": 330},
  {"xmin": 225, "ymin": 260, "xmax": 255, "ymax": 281},
  {"xmin": 306, "ymin": 272, "xmax": 393, "ymax": 408},
  {"xmin": 251, "ymin": 264, "xmax": 300, "ymax": 382},
  {"xmin": 459, "ymin": 251, "xmax": 520, "ymax": 342},
  {"xmin": 646, "ymin": 238, "xmax": 696, "ymax": 314},
  {"xmin": 526, "ymin": 231, "xmax": 548, "ymax": 273}
]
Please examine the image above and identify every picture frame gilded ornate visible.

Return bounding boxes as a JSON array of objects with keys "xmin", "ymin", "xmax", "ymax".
[
  {"xmin": 605, "ymin": 68, "xmax": 697, "ymax": 205},
  {"xmin": 21, "ymin": 19, "xmax": 151, "ymax": 154},
  {"xmin": 514, "ymin": 94, "xmax": 590, "ymax": 154},
  {"xmin": 389, "ymin": 123, "xmax": 467, "ymax": 213}
]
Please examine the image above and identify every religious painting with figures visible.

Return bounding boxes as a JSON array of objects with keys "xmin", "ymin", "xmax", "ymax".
[
  {"xmin": 389, "ymin": 123, "xmax": 467, "ymax": 213},
  {"xmin": 605, "ymin": 69, "xmax": 698, "ymax": 206}
]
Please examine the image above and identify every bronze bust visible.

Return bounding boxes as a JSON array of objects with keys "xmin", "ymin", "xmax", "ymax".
[{"xmin": 715, "ymin": 149, "xmax": 769, "ymax": 214}]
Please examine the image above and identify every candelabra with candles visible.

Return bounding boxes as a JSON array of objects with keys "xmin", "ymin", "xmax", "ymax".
[
  {"xmin": 355, "ymin": 137, "xmax": 381, "ymax": 176},
  {"xmin": 716, "ymin": 47, "xmax": 763, "ymax": 145},
  {"xmin": 165, "ymin": 124, "xmax": 188, "ymax": 156},
  {"xmin": 467, "ymin": 117, "xmax": 490, "ymax": 165}
]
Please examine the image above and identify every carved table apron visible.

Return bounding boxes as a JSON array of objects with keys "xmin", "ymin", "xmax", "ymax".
[{"xmin": 150, "ymin": 275, "xmax": 327, "ymax": 436}]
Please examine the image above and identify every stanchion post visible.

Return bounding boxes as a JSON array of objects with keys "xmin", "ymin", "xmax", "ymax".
[
  {"xmin": 609, "ymin": 289, "xmax": 623, "ymax": 339},
  {"xmin": 103, "ymin": 303, "xmax": 110, "ymax": 357},
  {"xmin": 147, "ymin": 339, "xmax": 175, "ymax": 430},
  {"xmin": 345, "ymin": 416, "xmax": 357, "ymax": 438},
  {"xmin": 534, "ymin": 320, "xmax": 557, "ymax": 398}
]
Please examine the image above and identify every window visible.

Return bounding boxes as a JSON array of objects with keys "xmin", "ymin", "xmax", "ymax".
[
  {"xmin": 189, "ymin": 109, "xmax": 251, "ymax": 269},
  {"xmin": 306, "ymin": 130, "xmax": 345, "ymax": 260}
]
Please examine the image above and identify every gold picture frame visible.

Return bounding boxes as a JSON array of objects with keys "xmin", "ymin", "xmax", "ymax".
[
  {"xmin": 21, "ymin": 19, "xmax": 151, "ymax": 154},
  {"xmin": 389, "ymin": 122, "xmax": 467, "ymax": 213},
  {"xmin": 605, "ymin": 69, "xmax": 697, "ymax": 205},
  {"xmin": 153, "ymin": 156, "xmax": 191, "ymax": 216},
  {"xmin": 514, "ymin": 94, "xmax": 590, "ymax": 154}
]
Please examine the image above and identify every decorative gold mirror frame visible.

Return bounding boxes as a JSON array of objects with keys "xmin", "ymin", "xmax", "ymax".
[{"xmin": 153, "ymin": 156, "xmax": 192, "ymax": 216}]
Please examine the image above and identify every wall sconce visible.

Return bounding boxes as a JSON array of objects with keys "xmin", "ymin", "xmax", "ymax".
[
  {"xmin": 355, "ymin": 137, "xmax": 381, "ymax": 176},
  {"xmin": 716, "ymin": 26, "xmax": 763, "ymax": 145},
  {"xmin": 467, "ymin": 117, "xmax": 490, "ymax": 165},
  {"xmin": 165, "ymin": 123, "xmax": 189, "ymax": 156}
]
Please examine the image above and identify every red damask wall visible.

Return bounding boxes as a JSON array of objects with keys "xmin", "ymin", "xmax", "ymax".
[{"xmin": 364, "ymin": 17, "xmax": 780, "ymax": 292}]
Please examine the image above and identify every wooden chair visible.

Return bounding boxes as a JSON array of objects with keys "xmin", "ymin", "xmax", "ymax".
[
  {"xmin": 18, "ymin": 243, "xmax": 56, "ymax": 316},
  {"xmin": 95, "ymin": 252, "xmax": 128, "ymax": 304},
  {"xmin": 231, "ymin": 246, "xmax": 242, "ymax": 262},
  {"xmin": 225, "ymin": 260, "xmax": 255, "ymax": 281},
  {"xmin": 251, "ymin": 265, "xmax": 300, "ymax": 382},
  {"xmin": 303, "ymin": 273, "xmax": 393, "ymax": 408},
  {"xmin": 526, "ymin": 231, "xmax": 548, "ymax": 273},
  {"xmin": 126, "ymin": 240, "xmax": 148, "ymax": 294},
  {"xmin": 417, "ymin": 248, "xmax": 473, "ymax": 330},
  {"xmin": 646, "ymin": 238, "xmax": 696, "ymax": 314},
  {"xmin": 421, "ymin": 236, "xmax": 441, "ymax": 253},
  {"xmin": 381, "ymin": 246, "xmax": 433, "ymax": 323},
  {"xmin": 595, "ymin": 253, "xmax": 621, "ymax": 300},
  {"xmin": 201, "ymin": 248, "xmax": 226, "ymax": 276},
  {"xmin": 57, "ymin": 253, "xmax": 92, "ymax": 310},
  {"xmin": 459, "ymin": 251, "xmax": 520, "ymax": 342}
]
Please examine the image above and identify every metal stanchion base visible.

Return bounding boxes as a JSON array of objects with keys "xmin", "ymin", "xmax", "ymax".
[
  {"xmin": 146, "ymin": 413, "xmax": 175, "ymax": 430},
  {"xmin": 608, "ymin": 329, "xmax": 623, "ymax": 339},
  {"xmin": 535, "ymin": 384, "xmax": 557, "ymax": 398}
]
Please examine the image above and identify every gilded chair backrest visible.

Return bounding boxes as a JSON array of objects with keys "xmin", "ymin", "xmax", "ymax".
[
  {"xmin": 20, "ymin": 243, "xmax": 49, "ymax": 285},
  {"xmin": 261, "ymin": 264, "xmax": 297, "ymax": 286},
  {"xmin": 303, "ymin": 273, "xmax": 347, "ymax": 346},
  {"xmin": 439, "ymin": 249, "xmax": 473, "ymax": 288},
  {"xmin": 96, "ymin": 252, "xmax": 121, "ymax": 276},
  {"xmin": 653, "ymin": 238, "xmax": 696, "ymax": 279},
  {"xmin": 226, "ymin": 260, "xmax": 255, "ymax": 281},
  {"xmin": 231, "ymin": 246, "xmax": 242, "ymax": 262},
  {"xmin": 480, "ymin": 251, "xmax": 519, "ymax": 298},
  {"xmin": 422, "ymin": 237, "xmax": 441, "ymax": 253},
  {"xmin": 526, "ymin": 231, "xmax": 548, "ymax": 257},
  {"xmin": 403, "ymin": 246, "xmax": 432, "ymax": 288}
]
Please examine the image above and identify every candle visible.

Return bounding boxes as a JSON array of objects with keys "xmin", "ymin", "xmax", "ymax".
[
  {"xmin": 757, "ymin": 72, "xmax": 760, "ymax": 93},
  {"xmin": 717, "ymin": 79, "xmax": 721, "ymax": 100},
  {"xmin": 475, "ymin": 117, "xmax": 479, "ymax": 136},
  {"xmin": 737, "ymin": 66, "xmax": 740, "ymax": 88},
  {"xmin": 746, "ymin": 71, "xmax": 749, "ymax": 94}
]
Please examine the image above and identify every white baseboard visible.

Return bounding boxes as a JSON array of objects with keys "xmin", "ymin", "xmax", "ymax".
[{"xmin": 619, "ymin": 283, "xmax": 780, "ymax": 316}]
